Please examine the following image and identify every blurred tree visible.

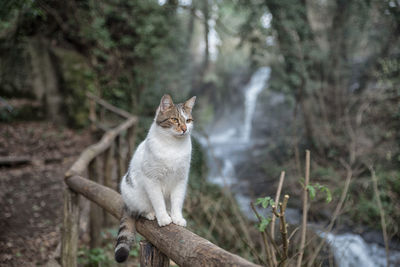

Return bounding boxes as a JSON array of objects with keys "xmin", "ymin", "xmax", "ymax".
[{"xmin": 237, "ymin": 0, "xmax": 400, "ymax": 166}]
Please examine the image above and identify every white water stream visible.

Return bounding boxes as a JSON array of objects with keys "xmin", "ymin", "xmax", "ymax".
[
  {"xmin": 195, "ymin": 67, "xmax": 400, "ymax": 266},
  {"xmin": 322, "ymin": 232, "xmax": 400, "ymax": 267},
  {"xmin": 242, "ymin": 67, "xmax": 271, "ymax": 141}
]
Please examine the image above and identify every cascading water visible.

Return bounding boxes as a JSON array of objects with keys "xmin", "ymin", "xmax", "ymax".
[
  {"xmin": 321, "ymin": 232, "xmax": 400, "ymax": 267},
  {"xmin": 197, "ymin": 67, "xmax": 271, "ymax": 189},
  {"xmin": 195, "ymin": 66, "xmax": 400, "ymax": 267},
  {"xmin": 242, "ymin": 67, "xmax": 271, "ymax": 142}
]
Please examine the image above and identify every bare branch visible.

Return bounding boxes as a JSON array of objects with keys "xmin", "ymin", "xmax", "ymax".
[
  {"xmin": 369, "ymin": 166, "xmax": 390, "ymax": 267},
  {"xmin": 297, "ymin": 150, "xmax": 310, "ymax": 267}
]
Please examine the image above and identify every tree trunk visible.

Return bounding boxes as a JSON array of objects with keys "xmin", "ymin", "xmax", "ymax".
[
  {"xmin": 202, "ymin": 0, "xmax": 210, "ymax": 71},
  {"xmin": 28, "ymin": 35, "xmax": 65, "ymax": 124}
]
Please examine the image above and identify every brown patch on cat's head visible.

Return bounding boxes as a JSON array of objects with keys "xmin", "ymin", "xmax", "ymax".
[{"xmin": 156, "ymin": 95, "xmax": 196, "ymax": 135}]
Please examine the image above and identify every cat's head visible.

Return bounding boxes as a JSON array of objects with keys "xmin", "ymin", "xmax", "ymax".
[{"xmin": 155, "ymin": 94, "xmax": 196, "ymax": 137}]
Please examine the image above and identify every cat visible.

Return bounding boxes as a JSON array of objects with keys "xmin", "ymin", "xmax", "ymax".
[{"xmin": 114, "ymin": 94, "xmax": 196, "ymax": 263}]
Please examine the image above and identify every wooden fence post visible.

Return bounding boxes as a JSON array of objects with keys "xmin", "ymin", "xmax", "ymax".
[
  {"xmin": 115, "ymin": 135, "xmax": 125, "ymax": 184},
  {"xmin": 88, "ymin": 158, "xmax": 103, "ymax": 248},
  {"xmin": 126, "ymin": 125, "xmax": 136, "ymax": 168},
  {"xmin": 103, "ymin": 142, "xmax": 115, "ymax": 189},
  {"xmin": 103, "ymin": 143, "xmax": 115, "ymax": 226},
  {"xmin": 140, "ymin": 240, "xmax": 170, "ymax": 267},
  {"xmin": 61, "ymin": 187, "xmax": 80, "ymax": 267}
]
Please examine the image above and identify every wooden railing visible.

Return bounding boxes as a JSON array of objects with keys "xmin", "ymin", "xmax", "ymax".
[
  {"xmin": 62, "ymin": 94, "xmax": 137, "ymax": 266},
  {"xmin": 61, "ymin": 95, "xmax": 259, "ymax": 267}
]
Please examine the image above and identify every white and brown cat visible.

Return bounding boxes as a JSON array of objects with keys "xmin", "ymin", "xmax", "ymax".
[{"xmin": 115, "ymin": 94, "xmax": 196, "ymax": 263}]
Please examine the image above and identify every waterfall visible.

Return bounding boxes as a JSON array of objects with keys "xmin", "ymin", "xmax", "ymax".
[
  {"xmin": 197, "ymin": 67, "xmax": 270, "ymax": 188},
  {"xmin": 242, "ymin": 67, "xmax": 271, "ymax": 141},
  {"xmin": 322, "ymin": 232, "xmax": 400, "ymax": 267},
  {"xmin": 195, "ymin": 66, "xmax": 400, "ymax": 267}
]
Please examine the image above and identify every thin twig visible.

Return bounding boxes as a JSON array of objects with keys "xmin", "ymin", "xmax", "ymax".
[
  {"xmin": 265, "ymin": 222, "xmax": 283, "ymax": 259},
  {"xmin": 280, "ymin": 195, "xmax": 290, "ymax": 264},
  {"xmin": 271, "ymin": 195, "xmax": 290, "ymax": 267},
  {"xmin": 239, "ymin": 234, "xmax": 268, "ymax": 266},
  {"xmin": 271, "ymin": 171, "xmax": 285, "ymax": 266},
  {"xmin": 250, "ymin": 202, "xmax": 274, "ymax": 266},
  {"xmin": 272, "ymin": 171, "xmax": 286, "ymax": 239},
  {"xmin": 288, "ymin": 226, "xmax": 300, "ymax": 242},
  {"xmin": 272, "ymin": 205, "xmax": 280, "ymax": 217},
  {"xmin": 369, "ymin": 166, "xmax": 390, "ymax": 267},
  {"xmin": 297, "ymin": 150, "xmax": 310, "ymax": 267}
]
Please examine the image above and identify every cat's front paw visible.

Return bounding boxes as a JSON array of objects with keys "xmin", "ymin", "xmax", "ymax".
[
  {"xmin": 171, "ymin": 215, "xmax": 187, "ymax": 227},
  {"xmin": 157, "ymin": 214, "xmax": 172, "ymax": 227},
  {"xmin": 144, "ymin": 212, "xmax": 156, "ymax": 221}
]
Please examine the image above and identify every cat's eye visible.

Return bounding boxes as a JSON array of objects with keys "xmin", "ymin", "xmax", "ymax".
[
  {"xmin": 186, "ymin": 119, "xmax": 193, "ymax": 123},
  {"xmin": 170, "ymin": 118, "xmax": 179, "ymax": 123}
]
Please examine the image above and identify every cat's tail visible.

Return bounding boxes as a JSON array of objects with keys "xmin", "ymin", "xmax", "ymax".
[{"xmin": 114, "ymin": 207, "xmax": 136, "ymax": 263}]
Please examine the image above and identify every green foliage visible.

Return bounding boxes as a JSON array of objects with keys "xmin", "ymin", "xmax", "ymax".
[
  {"xmin": 257, "ymin": 215, "xmax": 271, "ymax": 232},
  {"xmin": 78, "ymin": 0, "xmax": 191, "ymax": 112},
  {"xmin": 78, "ymin": 247, "xmax": 112, "ymax": 267},
  {"xmin": 0, "ymin": 101, "xmax": 44, "ymax": 122},
  {"xmin": 0, "ymin": 0, "xmax": 42, "ymax": 22},
  {"xmin": 306, "ymin": 184, "xmax": 332, "ymax": 203},
  {"xmin": 255, "ymin": 196, "xmax": 275, "ymax": 209},
  {"xmin": 54, "ymin": 48, "xmax": 95, "ymax": 128},
  {"xmin": 300, "ymin": 179, "xmax": 332, "ymax": 203},
  {"xmin": 254, "ymin": 196, "xmax": 274, "ymax": 232},
  {"xmin": 77, "ymin": 229, "xmax": 141, "ymax": 266},
  {"xmin": 306, "ymin": 184, "xmax": 316, "ymax": 200},
  {"xmin": 352, "ymin": 169, "xmax": 400, "ymax": 236},
  {"xmin": 1, "ymin": 0, "xmax": 192, "ymax": 124},
  {"xmin": 129, "ymin": 244, "xmax": 140, "ymax": 258}
]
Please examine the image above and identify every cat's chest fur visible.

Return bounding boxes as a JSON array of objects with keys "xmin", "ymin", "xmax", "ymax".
[{"xmin": 140, "ymin": 133, "xmax": 191, "ymax": 181}]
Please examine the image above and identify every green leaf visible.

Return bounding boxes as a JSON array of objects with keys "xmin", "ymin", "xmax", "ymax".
[
  {"xmin": 255, "ymin": 198, "xmax": 264, "ymax": 205},
  {"xmin": 307, "ymin": 185, "xmax": 316, "ymax": 200},
  {"xmin": 258, "ymin": 217, "xmax": 271, "ymax": 232},
  {"xmin": 321, "ymin": 186, "xmax": 332, "ymax": 203},
  {"xmin": 255, "ymin": 196, "xmax": 275, "ymax": 208},
  {"xmin": 262, "ymin": 197, "xmax": 271, "ymax": 208}
]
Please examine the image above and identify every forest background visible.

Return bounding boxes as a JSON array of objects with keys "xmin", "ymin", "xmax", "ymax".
[{"xmin": 0, "ymin": 0, "xmax": 399, "ymax": 266}]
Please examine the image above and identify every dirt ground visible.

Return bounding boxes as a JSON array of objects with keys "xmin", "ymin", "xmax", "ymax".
[{"xmin": 0, "ymin": 122, "xmax": 92, "ymax": 266}]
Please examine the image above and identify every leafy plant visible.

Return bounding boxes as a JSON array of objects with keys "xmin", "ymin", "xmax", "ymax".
[
  {"xmin": 254, "ymin": 196, "xmax": 275, "ymax": 232},
  {"xmin": 78, "ymin": 247, "xmax": 113, "ymax": 267},
  {"xmin": 257, "ymin": 215, "xmax": 272, "ymax": 232},
  {"xmin": 255, "ymin": 196, "xmax": 275, "ymax": 209},
  {"xmin": 300, "ymin": 180, "xmax": 332, "ymax": 203},
  {"xmin": 307, "ymin": 183, "xmax": 332, "ymax": 203}
]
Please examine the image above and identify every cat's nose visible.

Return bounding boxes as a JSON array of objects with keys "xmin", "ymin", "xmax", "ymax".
[{"xmin": 181, "ymin": 125, "xmax": 187, "ymax": 133}]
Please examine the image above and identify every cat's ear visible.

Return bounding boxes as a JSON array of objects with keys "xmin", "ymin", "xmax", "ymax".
[
  {"xmin": 184, "ymin": 96, "xmax": 196, "ymax": 112},
  {"xmin": 159, "ymin": 94, "xmax": 174, "ymax": 113}
]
